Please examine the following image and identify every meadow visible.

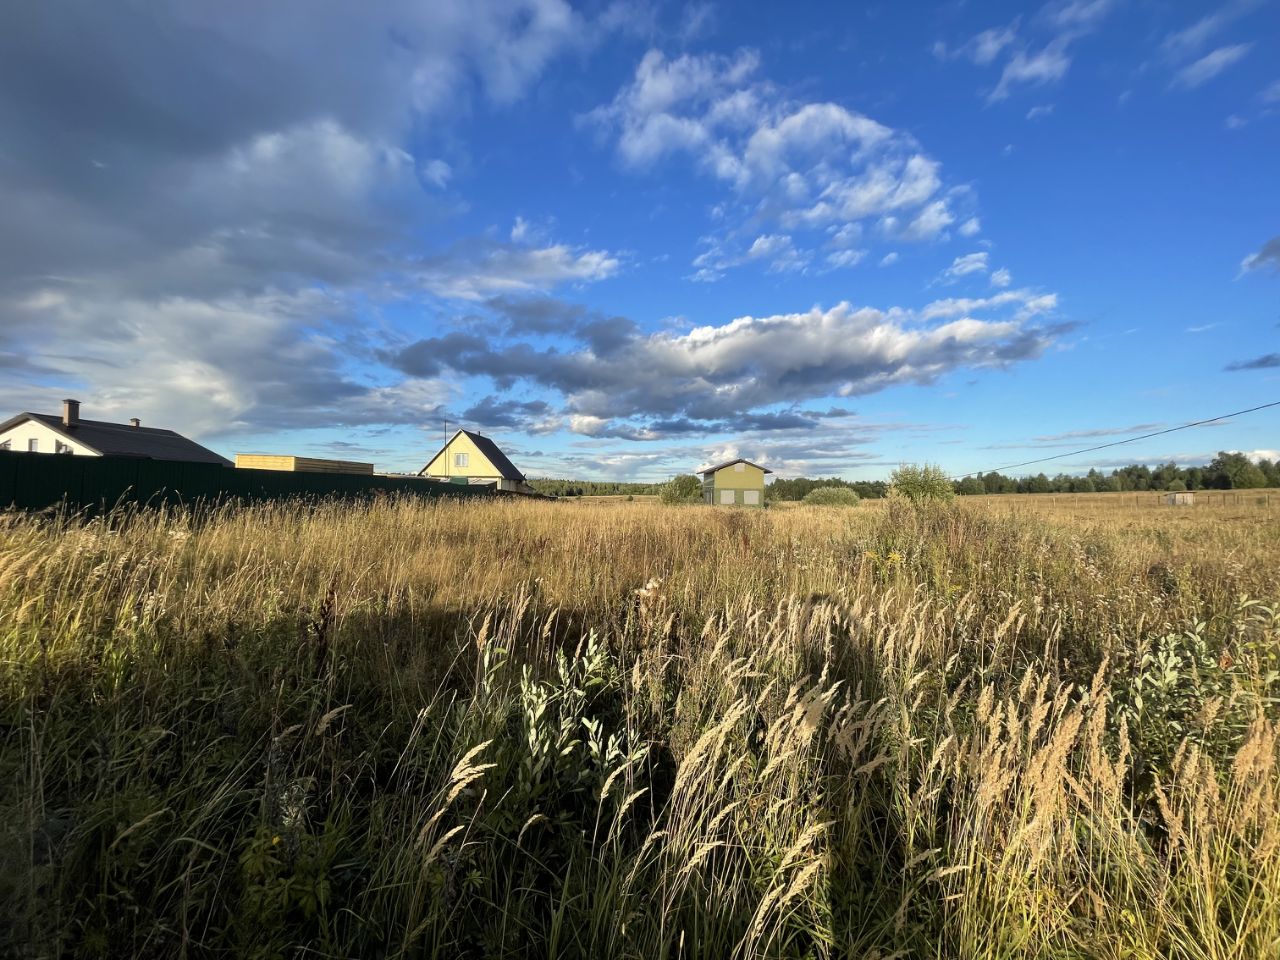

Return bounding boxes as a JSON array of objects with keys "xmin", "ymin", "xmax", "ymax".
[{"xmin": 2, "ymin": 496, "xmax": 1278, "ymax": 959}]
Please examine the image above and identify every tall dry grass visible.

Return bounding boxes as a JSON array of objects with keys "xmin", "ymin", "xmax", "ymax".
[{"xmin": 1, "ymin": 497, "xmax": 1278, "ymax": 958}]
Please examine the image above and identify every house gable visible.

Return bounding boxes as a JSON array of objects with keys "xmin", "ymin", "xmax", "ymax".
[
  {"xmin": 0, "ymin": 415, "xmax": 100, "ymax": 456},
  {"xmin": 420, "ymin": 430, "xmax": 525, "ymax": 481}
]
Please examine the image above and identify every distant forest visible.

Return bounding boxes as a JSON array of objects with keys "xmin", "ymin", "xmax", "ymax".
[
  {"xmin": 532, "ymin": 452, "xmax": 1279, "ymax": 500},
  {"xmin": 528, "ymin": 479, "xmax": 664, "ymax": 497}
]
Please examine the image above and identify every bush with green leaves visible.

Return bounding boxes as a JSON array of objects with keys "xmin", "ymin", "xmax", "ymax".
[
  {"xmin": 660, "ymin": 473, "xmax": 703, "ymax": 504},
  {"xmin": 888, "ymin": 462, "xmax": 956, "ymax": 503},
  {"xmin": 801, "ymin": 486, "xmax": 860, "ymax": 507}
]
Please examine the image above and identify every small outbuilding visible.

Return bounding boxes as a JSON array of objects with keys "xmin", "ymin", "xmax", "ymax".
[
  {"xmin": 235, "ymin": 454, "xmax": 374, "ymax": 475},
  {"xmin": 699, "ymin": 458, "xmax": 771, "ymax": 506},
  {"xmin": 1163, "ymin": 491, "xmax": 1195, "ymax": 506},
  {"xmin": 419, "ymin": 429, "xmax": 535, "ymax": 494}
]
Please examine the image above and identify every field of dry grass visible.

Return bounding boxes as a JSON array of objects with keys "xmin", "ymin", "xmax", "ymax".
[{"xmin": 2, "ymin": 496, "xmax": 1278, "ymax": 958}]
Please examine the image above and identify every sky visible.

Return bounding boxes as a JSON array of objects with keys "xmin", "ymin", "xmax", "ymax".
[{"xmin": 1, "ymin": 0, "xmax": 1277, "ymax": 481}]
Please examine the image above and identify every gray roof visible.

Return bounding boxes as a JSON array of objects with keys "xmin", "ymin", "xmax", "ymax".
[
  {"xmin": 0, "ymin": 412, "xmax": 232, "ymax": 466},
  {"xmin": 698, "ymin": 458, "xmax": 773, "ymax": 476},
  {"xmin": 420, "ymin": 429, "xmax": 526, "ymax": 480}
]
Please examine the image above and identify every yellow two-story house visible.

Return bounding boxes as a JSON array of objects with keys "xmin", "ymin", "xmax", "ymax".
[{"xmin": 699, "ymin": 458, "xmax": 771, "ymax": 506}]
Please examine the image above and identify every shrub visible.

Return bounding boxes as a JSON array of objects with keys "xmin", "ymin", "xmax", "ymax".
[
  {"xmin": 660, "ymin": 473, "xmax": 702, "ymax": 504},
  {"xmin": 802, "ymin": 486, "xmax": 860, "ymax": 507},
  {"xmin": 889, "ymin": 462, "xmax": 956, "ymax": 503},
  {"xmin": 1166, "ymin": 479, "xmax": 1187, "ymax": 492}
]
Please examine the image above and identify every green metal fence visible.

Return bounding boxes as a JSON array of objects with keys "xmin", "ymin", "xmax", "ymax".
[{"xmin": 0, "ymin": 451, "xmax": 497, "ymax": 512}]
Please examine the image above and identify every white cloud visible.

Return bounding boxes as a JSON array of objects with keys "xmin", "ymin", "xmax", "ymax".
[
  {"xmin": 989, "ymin": 39, "xmax": 1072, "ymax": 102},
  {"xmin": 1261, "ymin": 79, "xmax": 1280, "ymax": 103},
  {"xmin": 958, "ymin": 217, "xmax": 981, "ymax": 237},
  {"xmin": 825, "ymin": 249, "xmax": 867, "ymax": 270},
  {"xmin": 948, "ymin": 23, "xmax": 1021, "ymax": 66},
  {"xmin": 947, "ymin": 2, "xmax": 1115, "ymax": 105},
  {"xmin": 414, "ymin": 239, "xmax": 620, "ymax": 299},
  {"xmin": 939, "ymin": 252, "xmax": 990, "ymax": 282},
  {"xmin": 919, "ymin": 289, "xmax": 1056, "ymax": 321},
  {"xmin": 879, "ymin": 252, "xmax": 899, "ymax": 267},
  {"xmin": 421, "ymin": 158, "xmax": 453, "ymax": 188},
  {"xmin": 1045, "ymin": 0, "xmax": 1116, "ymax": 30},
  {"xmin": 1163, "ymin": 2, "xmax": 1264, "ymax": 61},
  {"xmin": 896, "ymin": 200, "xmax": 957, "ymax": 241},
  {"xmin": 1026, "ymin": 104, "xmax": 1054, "ymax": 120},
  {"xmin": 386, "ymin": 288, "xmax": 1066, "ymax": 433},
  {"xmin": 990, "ymin": 267, "xmax": 1012, "ymax": 288},
  {"xmin": 588, "ymin": 48, "xmax": 969, "ymax": 275},
  {"xmin": 1172, "ymin": 44, "xmax": 1252, "ymax": 90},
  {"xmin": 1, "ymin": 287, "xmax": 453, "ymax": 440}
]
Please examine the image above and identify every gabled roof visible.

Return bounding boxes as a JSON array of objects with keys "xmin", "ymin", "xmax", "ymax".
[
  {"xmin": 698, "ymin": 458, "xmax": 773, "ymax": 476},
  {"xmin": 419, "ymin": 429, "xmax": 526, "ymax": 481},
  {"xmin": 0, "ymin": 412, "xmax": 232, "ymax": 466}
]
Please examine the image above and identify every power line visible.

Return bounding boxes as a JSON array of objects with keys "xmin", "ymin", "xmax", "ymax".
[{"xmin": 954, "ymin": 399, "xmax": 1280, "ymax": 480}]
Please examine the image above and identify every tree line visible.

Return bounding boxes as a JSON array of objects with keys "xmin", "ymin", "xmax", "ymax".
[
  {"xmin": 953, "ymin": 452, "xmax": 1278, "ymax": 495},
  {"xmin": 761, "ymin": 452, "xmax": 1277, "ymax": 500},
  {"xmin": 534, "ymin": 452, "xmax": 1277, "ymax": 501},
  {"xmin": 529, "ymin": 479, "xmax": 663, "ymax": 497}
]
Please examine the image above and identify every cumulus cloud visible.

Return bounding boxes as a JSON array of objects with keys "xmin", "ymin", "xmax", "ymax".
[
  {"xmin": 414, "ymin": 238, "xmax": 620, "ymax": 300},
  {"xmin": 586, "ymin": 48, "xmax": 968, "ymax": 277},
  {"xmin": 1172, "ymin": 44, "xmax": 1252, "ymax": 89},
  {"xmin": 0, "ymin": 1, "xmax": 627, "ymax": 444},
  {"xmin": 990, "ymin": 267, "xmax": 1012, "ymax": 288},
  {"xmin": 384, "ymin": 289, "xmax": 1064, "ymax": 437},
  {"xmin": 0, "ymin": 287, "xmax": 455, "ymax": 439},
  {"xmin": 939, "ymin": 252, "xmax": 990, "ymax": 282},
  {"xmin": 1240, "ymin": 237, "xmax": 1280, "ymax": 275}
]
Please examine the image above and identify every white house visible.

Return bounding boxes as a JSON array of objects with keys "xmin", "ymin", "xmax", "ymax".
[{"xmin": 0, "ymin": 399, "xmax": 231, "ymax": 465}]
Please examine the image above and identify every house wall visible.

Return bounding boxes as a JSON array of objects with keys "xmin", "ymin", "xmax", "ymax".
[
  {"xmin": 709, "ymin": 463, "xmax": 766, "ymax": 506},
  {"xmin": 422, "ymin": 434, "xmax": 504, "ymax": 481},
  {"xmin": 0, "ymin": 419, "xmax": 98, "ymax": 456}
]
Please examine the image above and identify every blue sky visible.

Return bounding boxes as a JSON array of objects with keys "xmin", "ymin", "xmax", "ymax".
[{"xmin": 1, "ymin": 0, "xmax": 1277, "ymax": 480}]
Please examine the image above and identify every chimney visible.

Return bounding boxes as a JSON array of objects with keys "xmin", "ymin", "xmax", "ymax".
[
  {"xmin": 130, "ymin": 418, "xmax": 141, "ymax": 428},
  {"xmin": 62, "ymin": 398, "xmax": 80, "ymax": 427}
]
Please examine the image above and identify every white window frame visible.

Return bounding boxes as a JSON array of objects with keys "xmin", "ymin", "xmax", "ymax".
[
  {"xmin": 743, "ymin": 489, "xmax": 759, "ymax": 505},
  {"xmin": 28, "ymin": 438, "xmax": 38, "ymax": 452},
  {"xmin": 720, "ymin": 489, "xmax": 735, "ymax": 505},
  {"xmin": 454, "ymin": 452, "xmax": 469, "ymax": 468},
  {"xmin": 734, "ymin": 462, "xmax": 745, "ymax": 472}
]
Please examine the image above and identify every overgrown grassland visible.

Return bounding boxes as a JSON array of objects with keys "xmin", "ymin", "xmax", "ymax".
[{"xmin": 2, "ymin": 498, "xmax": 1279, "ymax": 959}]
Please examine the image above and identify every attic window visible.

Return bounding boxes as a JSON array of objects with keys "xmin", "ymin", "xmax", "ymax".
[
  {"xmin": 454, "ymin": 452, "xmax": 469, "ymax": 468},
  {"xmin": 28, "ymin": 439, "xmax": 38, "ymax": 452},
  {"xmin": 734, "ymin": 462, "xmax": 744, "ymax": 472}
]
